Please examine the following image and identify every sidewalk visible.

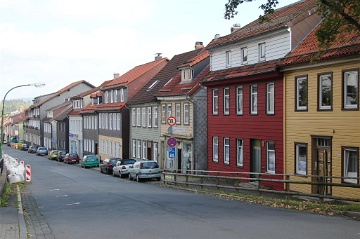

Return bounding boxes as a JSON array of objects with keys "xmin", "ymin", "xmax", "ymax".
[{"xmin": 0, "ymin": 184, "xmax": 27, "ymax": 239}]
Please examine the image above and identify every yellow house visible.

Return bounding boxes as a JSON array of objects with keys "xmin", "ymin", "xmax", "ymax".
[{"xmin": 282, "ymin": 26, "xmax": 360, "ymax": 200}]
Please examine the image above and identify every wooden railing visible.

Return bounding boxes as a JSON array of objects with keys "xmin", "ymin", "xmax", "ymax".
[{"xmin": 161, "ymin": 170, "xmax": 360, "ymax": 203}]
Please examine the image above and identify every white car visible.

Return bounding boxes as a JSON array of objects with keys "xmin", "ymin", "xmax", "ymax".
[
  {"xmin": 112, "ymin": 159, "xmax": 137, "ymax": 178},
  {"xmin": 128, "ymin": 160, "xmax": 161, "ymax": 182}
]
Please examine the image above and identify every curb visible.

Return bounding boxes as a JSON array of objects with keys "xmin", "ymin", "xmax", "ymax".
[{"xmin": 17, "ymin": 185, "xmax": 27, "ymax": 239}]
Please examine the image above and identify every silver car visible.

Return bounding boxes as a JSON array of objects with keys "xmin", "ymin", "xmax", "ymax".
[
  {"xmin": 36, "ymin": 147, "xmax": 48, "ymax": 156},
  {"xmin": 128, "ymin": 160, "xmax": 161, "ymax": 182},
  {"xmin": 112, "ymin": 159, "xmax": 137, "ymax": 178}
]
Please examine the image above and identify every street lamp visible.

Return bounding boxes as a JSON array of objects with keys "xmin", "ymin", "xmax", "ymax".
[{"xmin": 0, "ymin": 82, "xmax": 46, "ymax": 160}]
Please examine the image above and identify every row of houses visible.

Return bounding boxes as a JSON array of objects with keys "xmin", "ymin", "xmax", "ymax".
[{"xmin": 3, "ymin": 0, "xmax": 359, "ymax": 199}]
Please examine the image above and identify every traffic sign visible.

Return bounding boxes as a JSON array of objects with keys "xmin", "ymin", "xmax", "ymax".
[
  {"xmin": 167, "ymin": 137, "xmax": 177, "ymax": 147},
  {"xmin": 168, "ymin": 147, "xmax": 175, "ymax": 158},
  {"xmin": 166, "ymin": 116, "xmax": 177, "ymax": 126}
]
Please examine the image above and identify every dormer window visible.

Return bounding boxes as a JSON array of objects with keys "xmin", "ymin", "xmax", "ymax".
[
  {"xmin": 258, "ymin": 43, "xmax": 266, "ymax": 62},
  {"xmin": 181, "ymin": 68, "xmax": 193, "ymax": 82},
  {"xmin": 120, "ymin": 88, "xmax": 124, "ymax": 102},
  {"xmin": 226, "ymin": 51, "xmax": 232, "ymax": 67},
  {"xmin": 241, "ymin": 47, "xmax": 248, "ymax": 64}
]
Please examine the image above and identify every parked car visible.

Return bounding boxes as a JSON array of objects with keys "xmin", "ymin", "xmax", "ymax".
[
  {"xmin": 27, "ymin": 145, "xmax": 38, "ymax": 154},
  {"xmin": 36, "ymin": 147, "xmax": 48, "ymax": 156},
  {"xmin": 48, "ymin": 150, "xmax": 59, "ymax": 160},
  {"xmin": 81, "ymin": 154, "xmax": 99, "ymax": 168},
  {"xmin": 64, "ymin": 153, "xmax": 80, "ymax": 164},
  {"xmin": 128, "ymin": 160, "xmax": 161, "ymax": 182},
  {"xmin": 112, "ymin": 159, "xmax": 137, "ymax": 178},
  {"xmin": 56, "ymin": 150, "xmax": 67, "ymax": 162},
  {"xmin": 100, "ymin": 158, "xmax": 120, "ymax": 174},
  {"xmin": 20, "ymin": 144, "xmax": 29, "ymax": 151}
]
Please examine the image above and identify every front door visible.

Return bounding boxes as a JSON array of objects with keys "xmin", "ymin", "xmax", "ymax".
[
  {"xmin": 311, "ymin": 137, "xmax": 332, "ymax": 195},
  {"xmin": 250, "ymin": 139, "xmax": 261, "ymax": 178}
]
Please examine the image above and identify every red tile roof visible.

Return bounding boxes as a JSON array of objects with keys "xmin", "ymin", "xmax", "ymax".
[
  {"xmin": 177, "ymin": 48, "xmax": 210, "ymax": 68},
  {"xmin": 281, "ymin": 24, "xmax": 360, "ymax": 65},
  {"xmin": 79, "ymin": 102, "xmax": 126, "ymax": 114},
  {"xmin": 207, "ymin": 0, "xmax": 318, "ymax": 50}
]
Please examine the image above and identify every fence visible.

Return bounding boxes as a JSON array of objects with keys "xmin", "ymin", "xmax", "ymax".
[{"xmin": 161, "ymin": 170, "xmax": 360, "ymax": 203}]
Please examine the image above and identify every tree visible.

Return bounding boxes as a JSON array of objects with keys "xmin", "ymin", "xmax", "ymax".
[{"xmin": 224, "ymin": 0, "xmax": 360, "ymax": 50}]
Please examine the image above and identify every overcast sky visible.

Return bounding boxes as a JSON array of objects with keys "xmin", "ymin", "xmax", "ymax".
[{"xmin": 0, "ymin": 0, "xmax": 296, "ymax": 100}]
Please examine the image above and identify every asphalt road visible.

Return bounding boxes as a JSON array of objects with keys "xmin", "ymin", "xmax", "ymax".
[{"xmin": 4, "ymin": 146, "xmax": 360, "ymax": 239}]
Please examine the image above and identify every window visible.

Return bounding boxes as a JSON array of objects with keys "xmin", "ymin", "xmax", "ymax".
[
  {"xmin": 113, "ymin": 113, "xmax": 116, "ymax": 130},
  {"xmin": 142, "ymin": 108, "xmax": 146, "ymax": 127},
  {"xmin": 137, "ymin": 140, "xmax": 141, "ymax": 159},
  {"xmin": 236, "ymin": 139, "xmax": 243, "ymax": 167},
  {"xmin": 167, "ymin": 104, "xmax": 172, "ymax": 118},
  {"xmin": 318, "ymin": 73, "xmax": 332, "ymax": 110},
  {"xmin": 343, "ymin": 70, "xmax": 358, "ymax": 110},
  {"xmin": 258, "ymin": 43, "xmax": 266, "ymax": 61},
  {"xmin": 109, "ymin": 113, "xmax": 113, "ymax": 130},
  {"xmin": 266, "ymin": 83, "xmax": 274, "ymax": 114},
  {"xmin": 120, "ymin": 88, "xmax": 124, "ymax": 102},
  {"xmin": 236, "ymin": 86, "xmax": 243, "ymax": 115},
  {"xmin": 184, "ymin": 103, "xmax": 189, "ymax": 125},
  {"xmin": 153, "ymin": 106, "xmax": 158, "ymax": 127},
  {"xmin": 116, "ymin": 113, "xmax": 120, "ymax": 130},
  {"xmin": 226, "ymin": 51, "xmax": 231, "ymax": 67},
  {"xmin": 110, "ymin": 90, "xmax": 114, "ymax": 103},
  {"xmin": 342, "ymin": 147, "xmax": 358, "ymax": 184},
  {"xmin": 132, "ymin": 140, "xmax": 136, "ymax": 158},
  {"xmin": 250, "ymin": 85, "xmax": 258, "ymax": 114},
  {"xmin": 105, "ymin": 113, "xmax": 108, "ymax": 129},
  {"xmin": 295, "ymin": 76, "xmax": 308, "ymax": 111},
  {"xmin": 182, "ymin": 68, "xmax": 193, "ymax": 81},
  {"xmin": 136, "ymin": 108, "xmax": 141, "ymax": 126},
  {"xmin": 212, "ymin": 89, "xmax": 218, "ymax": 115},
  {"xmin": 295, "ymin": 143, "xmax": 307, "ymax": 175},
  {"xmin": 175, "ymin": 103, "xmax": 181, "ymax": 125},
  {"xmin": 142, "ymin": 141, "xmax": 147, "ymax": 159},
  {"xmin": 132, "ymin": 109, "xmax": 136, "ymax": 126},
  {"xmin": 105, "ymin": 91, "xmax": 109, "ymax": 103},
  {"xmin": 114, "ymin": 90, "xmax": 118, "ymax": 103},
  {"xmin": 223, "ymin": 138, "xmax": 230, "ymax": 165},
  {"xmin": 153, "ymin": 142, "xmax": 158, "ymax": 162},
  {"xmin": 223, "ymin": 88, "xmax": 229, "ymax": 115},
  {"xmin": 161, "ymin": 104, "xmax": 166, "ymax": 123},
  {"xmin": 241, "ymin": 47, "xmax": 248, "ymax": 64},
  {"xmin": 266, "ymin": 141, "xmax": 275, "ymax": 173},
  {"xmin": 212, "ymin": 136, "xmax": 218, "ymax": 162},
  {"xmin": 147, "ymin": 107, "xmax": 152, "ymax": 127}
]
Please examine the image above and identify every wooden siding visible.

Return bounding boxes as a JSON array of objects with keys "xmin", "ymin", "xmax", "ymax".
[
  {"xmin": 284, "ymin": 60, "xmax": 360, "ymax": 199},
  {"xmin": 98, "ymin": 135, "xmax": 122, "ymax": 161},
  {"xmin": 210, "ymin": 31, "xmax": 290, "ymax": 71},
  {"xmin": 207, "ymin": 76, "xmax": 284, "ymax": 190}
]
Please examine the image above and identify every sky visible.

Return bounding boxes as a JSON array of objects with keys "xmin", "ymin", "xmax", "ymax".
[{"xmin": 0, "ymin": 0, "xmax": 297, "ymax": 100}]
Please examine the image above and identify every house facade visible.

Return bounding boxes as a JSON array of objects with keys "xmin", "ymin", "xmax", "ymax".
[
  {"xmin": 282, "ymin": 24, "xmax": 360, "ymax": 199},
  {"xmin": 202, "ymin": 0, "xmax": 320, "ymax": 190},
  {"xmin": 127, "ymin": 44, "xmax": 207, "ymax": 169}
]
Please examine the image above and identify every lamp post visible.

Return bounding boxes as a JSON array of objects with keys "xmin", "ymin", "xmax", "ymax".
[{"xmin": 0, "ymin": 83, "xmax": 45, "ymax": 160}]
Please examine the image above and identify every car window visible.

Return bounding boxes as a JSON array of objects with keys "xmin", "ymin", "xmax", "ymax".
[
  {"xmin": 124, "ymin": 160, "xmax": 136, "ymax": 165},
  {"xmin": 109, "ymin": 159, "xmax": 118, "ymax": 164},
  {"xmin": 141, "ymin": 162, "xmax": 159, "ymax": 169}
]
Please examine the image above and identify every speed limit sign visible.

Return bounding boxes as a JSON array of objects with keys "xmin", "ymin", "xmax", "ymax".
[{"xmin": 167, "ymin": 116, "xmax": 176, "ymax": 126}]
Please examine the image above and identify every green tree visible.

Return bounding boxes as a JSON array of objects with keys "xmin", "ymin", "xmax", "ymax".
[{"xmin": 224, "ymin": 0, "xmax": 360, "ymax": 49}]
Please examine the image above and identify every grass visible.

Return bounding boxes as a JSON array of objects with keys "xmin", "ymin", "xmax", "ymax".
[{"xmin": 0, "ymin": 180, "xmax": 11, "ymax": 207}]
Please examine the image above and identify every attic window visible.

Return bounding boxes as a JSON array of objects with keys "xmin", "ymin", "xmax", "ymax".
[
  {"xmin": 147, "ymin": 80, "xmax": 159, "ymax": 91},
  {"xmin": 181, "ymin": 68, "xmax": 193, "ymax": 82}
]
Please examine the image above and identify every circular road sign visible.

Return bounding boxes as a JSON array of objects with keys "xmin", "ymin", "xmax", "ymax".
[
  {"xmin": 167, "ymin": 116, "xmax": 177, "ymax": 126},
  {"xmin": 167, "ymin": 137, "xmax": 177, "ymax": 147}
]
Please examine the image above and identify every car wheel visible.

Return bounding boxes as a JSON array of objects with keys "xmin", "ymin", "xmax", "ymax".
[
  {"xmin": 136, "ymin": 175, "xmax": 141, "ymax": 182},
  {"xmin": 156, "ymin": 177, "xmax": 161, "ymax": 181},
  {"xmin": 128, "ymin": 173, "xmax": 132, "ymax": 180}
]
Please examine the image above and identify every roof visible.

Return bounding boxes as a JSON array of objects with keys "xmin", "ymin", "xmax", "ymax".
[
  {"xmin": 43, "ymin": 102, "xmax": 72, "ymax": 122},
  {"xmin": 102, "ymin": 58, "xmax": 169, "ymax": 90},
  {"xmin": 201, "ymin": 59, "xmax": 281, "ymax": 86},
  {"xmin": 206, "ymin": 0, "xmax": 318, "ymax": 50},
  {"xmin": 127, "ymin": 48, "xmax": 207, "ymax": 105},
  {"xmin": 8, "ymin": 112, "xmax": 26, "ymax": 125},
  {"xmin": 29, "ymin": 80, "xmax": 95, "ymax": 109},
  {"xmin": 79, "ymin": 102, "xmax": 126, "ymax": 114},
  {"xmin": 281, "ymin": 24, "xmax": 360, "ymax": 66}
]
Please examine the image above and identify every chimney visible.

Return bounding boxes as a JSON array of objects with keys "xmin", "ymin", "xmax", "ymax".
[
  {"xmin": 113, "ymin": 73, "xmax": 120, "ymax": 79},
  {"xmin": 195, "ymin": 41, "xmax": 204, "ymax": 49},
  {"xmin": 231, "ymin": 23, "xmax": 241, "ymax": 33},
  {"xmin": 155, "ymin": 53, "xmax": 162, "ymax": 60}
]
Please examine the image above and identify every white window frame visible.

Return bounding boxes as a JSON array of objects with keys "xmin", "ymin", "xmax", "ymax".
[
  {"xmin": 223, "ymin": 88, "xmax": 229, "ymax": 115},
  {"xmin": 183, "ymin": 103, "xmax": 189, "ymax": 125},
  {"xmin": 161, "ymin": 104, "xmax": 166, "ymax": 124},
  {"xmin": 236, "ymin": 139, "xmax": 243, "ymax": 167},
  {"xmin": 153, "ymin": 106, "xmax": 158, "ymax": 127},
  {"xmin": 117, "ymin": 113, "xmax": 120, "ymax": 130},
  {"xmin": 153, "ymin": 142, "xmax": 158, "ymax": 162},
  {"xmin": 120, "ymin": 88, "xmax": 124, "ymax": 102},
  {"xmin": 318, "ymin": 73, "xmax": 332, "ymax": 110},
  {"xmin": 241, "ymin": 47, "xmax": 248, "ymax": 64},
  {"xmin": 147, "ymin": 107, "xmax": 152, "ymax": 128},
  {"xmin": 226, "ymin": 51, "xmax": 231, "ymax": 67},
  {"xmin": 182, "ymin": 68, "xmax": 193, "ymax": 81},
  {"xmin": 175, "ymin": 103, "xmax": 181, "ymax": 125},
  {"xmin": 136, "ymin": 108, "xmax": 141, "ymax": 126},
  {"xmin": 236, "ymin": 86, "xmax": 243, "ymax": 115},
  {"xmin": 343, "ymin": 147, "xmax": 359, "ymax": 184},
  {"xmin": 266, "ymin": 141, "xmax": 275, "ymax": 174},
  {"xmin": 132, "ymin": 108, "xmax": 136, "ymax": 126},
  {"xmin": 212, "ymin": 89, "xmax": 218, "ymax": 115},
  {"xmin": 266, "ymin": 82, "xmax": 274, "ymax": 115},
  {"xmin": 296, "ymin": 76, "xmax": 308, "ymax": 111},
  {"xmin": 137, "ymin": 140, "xmax": 141, "ymax": 159},
  {"xmin": 167, "ymin": 104, "xmax": 172, "ymax": 118},
  {"xmin": 142, "ymin": 107, "xmax": 146, "ymax": 127},
  {"xmin": 142, "ymin": 141, "xmax": 147, "ymax": 160},
  {"xmin": 132, "ymin": 139, "xmax": 136, "ymax": 158},
  {"xmin": 223, "ymin": 137, "xmax": 230, "ymax": 165},
  {"xmin": 295, "ymin": 143, "xmax": 307, "ymax": 175},
  {"xmin": 109, "ymin": 113, "xmax": 113, "ymax": 130},
  {"xmin": 250, "ymin": 85, "xmax": 258, "ymax": 114},
  {"xmin": 258, "ymin": 43, "xmax": 266, "ymax": 61},
  {"xmin": 343, "ymin": 70, "xmax": 358, "ymax": 110},
  {"xmin": 212, "ymin": 136, "xmax": 218, "ymax": 162}
]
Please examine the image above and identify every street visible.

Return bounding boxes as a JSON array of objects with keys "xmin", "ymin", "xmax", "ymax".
[{"xmin": 3, "ymin": 146, "xmax": 360, "ymax": 239}]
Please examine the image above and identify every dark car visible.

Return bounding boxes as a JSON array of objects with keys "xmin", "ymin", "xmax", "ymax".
[
  {"xmin": 56, "ymin": 150, "xmax": 67, "ymax": 162},
  {"xmin": 100, "ymin": 158, "xmax": 121, "ymax": 174},
  {"xmin": 27, "ymin": 145, "xmax": 38, "ymax": 153},
  {"xmin": 20, "ymin": 144, "xmax": 29, "ymax": 151},
  {"xmin": 64, "ymin": 153, "xmax": 80, "ymax": 164}
]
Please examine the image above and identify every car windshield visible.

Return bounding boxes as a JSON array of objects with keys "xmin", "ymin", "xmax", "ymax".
[
  {"xmin": 69, "ymin": 153, "xmax": 78, "ymax": 157},
  {"xmin": 39, "ymin": 147, "xmax": 46, "ymax": 150},
  {"xmin": 86, "ymin": 155, "xmax": 97, "ymax": 160},
  {"xmin": 60, "ymin": 151, "xmax": 66, "ymax": 155},
  {"xmin": 109, "ymin": 159, "xmax": 119, "ymax": 164},
  {"xmin": 141, "ymin": 162, "xmax": 159, "ymax": 169},
  {"xmin": 123, "ymin": 160, "xmax": 136, "ymax": 165}
]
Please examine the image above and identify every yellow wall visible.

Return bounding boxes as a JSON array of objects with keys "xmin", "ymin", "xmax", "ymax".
[
  {"xmin": 284, "ymin": 60, "xmax": 360, "ymax": 200},
  {"xmin": 98, "ymin": 135, "xmax": 122, "ymax": 162}
]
